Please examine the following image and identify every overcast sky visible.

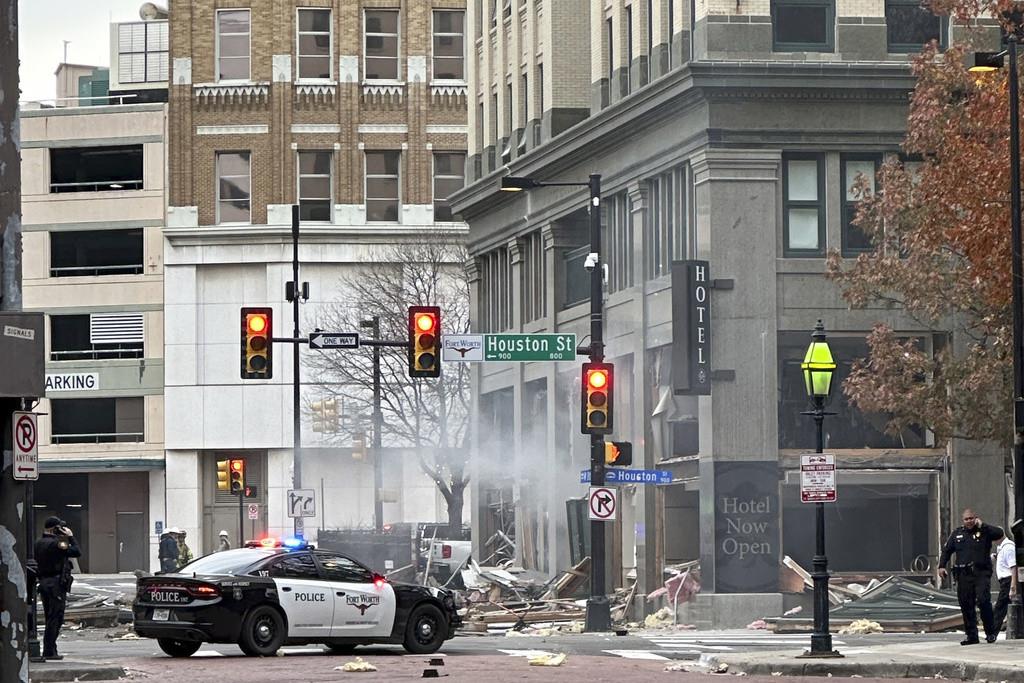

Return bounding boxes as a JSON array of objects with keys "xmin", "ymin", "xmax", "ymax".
[{"xmin": 18, "ymin": 0, "xmax": 150, "ymax": 102}]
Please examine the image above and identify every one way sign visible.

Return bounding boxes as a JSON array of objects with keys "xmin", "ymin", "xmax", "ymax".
[
  {"xmin": 588, "ymin": 486, "xmax": 617, "ymax": 522},
  {"xmin": 309, "ymin": 332, "xmax": 359, "ymax": 350}
]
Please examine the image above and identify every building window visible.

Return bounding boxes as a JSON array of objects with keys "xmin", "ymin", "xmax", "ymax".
[
  {"xmin": 563, "ymin": 245, "xmax": 590, "ymax": 309},
  {"xmin": 433, "ymin": 152, "xmax": 465, "ymax": 222},
  {"xmin": 885, "ymin": 0, "xmax": 944, "ymax": 52},
  {"xmin": 667, "ymin": 0, "xmax": 674, "ymax": 67},
  {"xmin": 364, "ymin": 10, "xmax": 400, "ymax": 81},
  {"xmin": 296, "ymin": 150, "xmax": 332, "ymax": 222},
  {"xmin": 50, "ymin": 313, "xmax": 144, "ymax": 361},
  {"xmin": 50, "ymin": 229, "xmax": 143, "ymax": 277},
  {"xmin": 433, "ymin": 10, "xmax": 465, "ymax": 81},
  {"xmin": 480, "ymin": 247, "xmax": 512, "ymax": 331},
  {"xmin": 625, "ymin": 6, "xmax": 633, "ymax": 95},
  {"xmin": 522, "ymin": 231, "xmax": 547, "ymax": 323},
  {"xmin": 604, "ymin": 193, "xmax": 634, "ymax": 293},
  {"xmin": 217, "ymin": 9, "xmax": 251, "ymax": 81},
  {"xmin": 365, "ymin": 151, "xmax": 400, "ymax": 222},
  {"xmin": 117, "ymin": 21, "xmax": 168, "ymax": 83},
  {"xmin": 645, "ymin": 165, "xmax": 690, "ymax": 280},
  {"xmin": 841, "ymin": 154, "xmax": 881, "ymax": 256},
  {"xmin": 783, "ymin": 155, "xmax": 825, "ymax": 256},
  {"xmin": 50, "ymin": 397, "xmax": 145, "ymax": 444},
  {"xmin": 772, "ymin": 0, "xmax": 834, "ymax": 52},
  {"xmin": 647, "ymin": 0, "xmax": 654, "ymax": 82},
  {"xmin": 777, "ymin": 333, "xmax": 926, "ymax": 449},
  {"xmin": 297, "ymin": 8, "xmax": 331, "ymax": 80},
  {"xmin": 217, "ymin": 152, "xmax": 251, "ymax": 224},
  {"xmin": 606, "ymin": 18, "xmax": 614, "ymax": 89},
  {"xmin": 49, "ymin": 145, "xmax": 143, "ymax": 193}
]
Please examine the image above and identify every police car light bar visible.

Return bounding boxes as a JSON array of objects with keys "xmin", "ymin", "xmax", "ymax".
[{"xmin": 243, "ymin": 537, "xmax": 315, "ymax": 550}]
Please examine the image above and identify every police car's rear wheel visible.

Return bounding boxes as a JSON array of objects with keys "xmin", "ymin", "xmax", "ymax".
[
  {"xmin": 239, "ymin": 605, "xmax": 285, "ymax": 656},
  {"xmin": 157, "ymin": 638, "xmax": 202, "ymax": 658},
  {"xmin": 402, "ymin": 603, "xmax": 446, "ymax": 654}
]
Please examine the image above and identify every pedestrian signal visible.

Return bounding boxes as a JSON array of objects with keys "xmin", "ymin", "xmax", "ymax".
[
  {"xmin": 241, "ymin": 307, "xmax": 273, "ymax": 379},
  {"xmin": 604, "ymin": 441, "xmax": 632, "ymax": 466},
  {"xmin": 408, "ymin": 306, "xmax": 441, "ymax": 378},
  {"xmin": 582, "ymin": 362, "xmax": 613, "ymax": 435}
]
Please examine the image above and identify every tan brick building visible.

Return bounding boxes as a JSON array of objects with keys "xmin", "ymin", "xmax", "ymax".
[{"xmin": 164, "ymin": 1, "xmax": 468, "ymax": 551}]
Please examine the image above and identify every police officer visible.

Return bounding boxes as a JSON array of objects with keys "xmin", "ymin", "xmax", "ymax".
[
  {"xmin": 34, "ymin": 516, "xmax": 81, "ymax": 660},
  {"xmin": 939, "ymin": 509, "xmax": 1004, "ymax": 645},
  {"xmin": 158, "ymin": 527, "xmax": 179, "ymax": 573}
]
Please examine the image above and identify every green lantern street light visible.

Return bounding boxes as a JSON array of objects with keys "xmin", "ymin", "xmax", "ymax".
[{"xmin": 799, "ymin": 320, "xmax": 842, "ymax": 658}]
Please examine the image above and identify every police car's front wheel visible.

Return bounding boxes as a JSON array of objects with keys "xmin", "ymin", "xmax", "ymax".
[
  {"xmin": 403, "ymin": 603, "xmax": 446, "ymax": 654},
  {"xmin": 239, "ymin": 605, "xmax": 286, "ymax": 656},
  {"xmin": 158, "ymin": 638, "xmax": 202, "ymax": 658}
]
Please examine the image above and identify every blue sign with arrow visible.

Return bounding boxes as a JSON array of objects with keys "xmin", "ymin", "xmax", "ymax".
[{"xmin": 580, "ymin": 469, "xmax": 672, "ymax": 485}]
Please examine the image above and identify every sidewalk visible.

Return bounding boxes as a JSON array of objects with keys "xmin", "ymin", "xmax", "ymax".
[
  {"xmin": 29, "ymin": 659, "xmax": 124, "ymax": 682},
  {"xmin": 705, "ymin": 639, "xmax": 1024, "ymax": 680}
]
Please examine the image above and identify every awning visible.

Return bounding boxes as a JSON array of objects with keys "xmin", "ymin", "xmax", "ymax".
[{"xmin": 39, "ymin": 457, "xmax": 165, "ymax": 473}]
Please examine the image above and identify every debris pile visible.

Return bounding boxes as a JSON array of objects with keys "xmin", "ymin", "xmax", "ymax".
[
  {"xmin": 50, "ymin": 591, "xmax": 132, "ymax": 628},
  {"xmin": 838, "ymin": 619, "xmax": 884, "ymax": 635}
]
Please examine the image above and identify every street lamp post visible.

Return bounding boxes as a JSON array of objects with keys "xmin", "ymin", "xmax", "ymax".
[
  {"xmin": 500, "ymin": 173, "xmax": 611, "ymax": 631},
  {"xmin": 798, "ymin": 320, "xmax": 842, "ymax": 658},
  {"xmin": 973, "ymin": 28, "xmax": 1024, "ymax": 638}
]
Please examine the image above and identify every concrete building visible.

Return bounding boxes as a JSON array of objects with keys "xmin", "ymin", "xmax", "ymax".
[
  {"xmin": 164, "ymin": 0, "xmax": 469, "ymax": 553},
  {"xmin": 20, "ymin": 93, "xmax": 168, "ymax": 573},
  {"xmin": 452, "ymin": 1, "xmax": 1002, "ymax": 625}
]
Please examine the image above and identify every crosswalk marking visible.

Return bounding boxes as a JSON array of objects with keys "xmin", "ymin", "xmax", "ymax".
[
  {"xmin": 497, "ymin": 649, "xmax": 556, "ymax": 658},
  {"xmin": 641, "ymin": 631, "xmax": 846, "ymax": 652},
  {"xmin": 603, "ymin": 650, "xmax": 670, "ymax": 660}
]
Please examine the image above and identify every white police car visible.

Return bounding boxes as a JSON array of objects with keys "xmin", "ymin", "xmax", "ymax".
[{"xmin": 133, "ymin": 539, "xmax": 461, "ymax": 658}]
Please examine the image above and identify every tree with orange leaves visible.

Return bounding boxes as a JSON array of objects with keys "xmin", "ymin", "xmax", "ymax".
[{"xmin": 826, "ymin": 13, "xmax": 1022, "ymax": 446}]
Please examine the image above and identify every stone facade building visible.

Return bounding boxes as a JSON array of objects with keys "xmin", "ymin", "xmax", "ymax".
[
  {"xmin": 452, "ymin": 0, "xmax": 1002, "ymax": 624},
  {"xmin": 165, "ymin": 1, "xmax": 468, "ymax": 552}
]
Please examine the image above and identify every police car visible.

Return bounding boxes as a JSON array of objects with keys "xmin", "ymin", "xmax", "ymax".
[{"xmin": 133, "ymin": 539, "xmax": 461, "ymax": 658}]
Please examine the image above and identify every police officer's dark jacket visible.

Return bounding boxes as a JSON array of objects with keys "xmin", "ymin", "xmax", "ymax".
[
  {"xmin": 34, "ymin": 533, "xmax": 81, "ymax": 578},
  {"xmin": 939, "ymin": 522, "xmax": 1004, "ymax": 571},
  {"xmin": 159, "ymin": 533, "xmax": 179, "ymax": 561}
]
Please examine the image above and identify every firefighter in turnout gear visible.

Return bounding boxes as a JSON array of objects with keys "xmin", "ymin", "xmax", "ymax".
[
  {"xmin": 939, "ymin": 509, "xmax": 1005, "ymax": 645},
  {"xmin": 34, "ymin": 517, "xmax": 81, "ymax": 660},
  {"xmin": 176, "ymin": 529, "xmax": 194, "ymax": 569}
]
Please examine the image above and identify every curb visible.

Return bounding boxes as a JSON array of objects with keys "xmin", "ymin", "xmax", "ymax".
[
  {"xmin": 29, "ymin": 661, "xmax": 126, "ymax": 682},
  {"xmin": 705, "ymin": 655, "xmax": 1024, "ymax": 681}
]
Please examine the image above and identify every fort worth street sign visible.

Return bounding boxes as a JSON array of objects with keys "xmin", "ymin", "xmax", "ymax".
[{"xmin": 442, "ymin": 334, "xmax": 576, "ymax": 362}]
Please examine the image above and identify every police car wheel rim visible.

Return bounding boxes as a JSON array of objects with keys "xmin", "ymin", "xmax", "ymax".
[
  {"xmin": 253, "ymin": 615, "xmax": 275, "ymax": 645},
  {"xmin": 415, "ymin": 614, "xmax": 438, "ymax": 644}
]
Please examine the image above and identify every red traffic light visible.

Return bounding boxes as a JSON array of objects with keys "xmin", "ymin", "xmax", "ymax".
[
  {"xmin": 582, "ymin": 362, "xmax": 614, "ymax": 435},
  {"xmin": 415, "ymin": 313, "xmax": 436, "ymax": 333},
  {"xmin": 231, "ymin": 460, "xmax": 243, "ymax": 472},
  {"xmin": 408, "ymin": 306, "xmax": 441, "ymax": 378},
  {"xmin": 247, "ymin": 314, "xmax": 267, "ymax": 334},
  {"xmin": 587, "ymin": 368, "xmax": 609, "ymax": 390}
]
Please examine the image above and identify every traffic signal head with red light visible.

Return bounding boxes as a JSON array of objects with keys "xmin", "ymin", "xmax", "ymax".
[
  {"xmin": 241, "ymin": 307, "xmax": 273, "ymax": 379},
  {"xmin": 408, "ymin": 306, "xmax": 441, "ymax": 378},
  {"xmin": 229, "ymin": 459, "xmax": 245, "ymax": 494},
  {"xmin": 582, "ymin": 362, "xmax": 613, "ymax": 435}
]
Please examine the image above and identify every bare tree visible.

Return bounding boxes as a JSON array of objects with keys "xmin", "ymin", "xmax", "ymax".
[{"xmin": 305, "ymin": 234, "xmax": 471, "ymax": 535}]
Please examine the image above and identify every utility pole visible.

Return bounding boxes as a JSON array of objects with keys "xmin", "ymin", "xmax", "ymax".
[{"xmin": 584, "ymin": 174, "xmax": 610, "ymax": 633}]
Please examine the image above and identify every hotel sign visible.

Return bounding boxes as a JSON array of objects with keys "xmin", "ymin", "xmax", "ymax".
[{"xmin": 671, "ymin": 260, "xmax": 711, "ymax": 395}]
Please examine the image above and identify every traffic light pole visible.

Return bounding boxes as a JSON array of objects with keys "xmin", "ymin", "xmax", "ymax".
[
  {"xmin": 290, "ymin": 205, "xmax": 304, "ymax": 538},
  {"xmin": 584, "ymin": 173, "xmax": 611, "ymax": 633},
  {"xmin": 371, "ymin": 317, "xmax": 384, "ymax": 531}
]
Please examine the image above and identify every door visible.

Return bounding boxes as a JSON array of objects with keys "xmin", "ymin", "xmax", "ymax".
[
  {"xmin": 266, "ymin": 553, "xmax": 334, "ymax": 638},
  {"xmin": 116, "ymin": 511, "xmax": 146, "ymax": 572},
  {"xmin": 316, "ymin": 552, "xmax": 396, "ymax": 637}
]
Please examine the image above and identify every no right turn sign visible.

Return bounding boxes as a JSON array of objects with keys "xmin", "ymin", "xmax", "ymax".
[{"xmin": 588, "ymin": 486, "xmax": 617, "ymax": 521}]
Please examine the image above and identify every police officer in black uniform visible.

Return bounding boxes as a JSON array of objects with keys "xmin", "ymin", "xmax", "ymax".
[
  {"xmin": 34, "ymin": 516, "xmax": 81, "ymax": 660},
  {"xmin": 939, "ymin": 509, "xmax": 1004, "ymax": 645}
]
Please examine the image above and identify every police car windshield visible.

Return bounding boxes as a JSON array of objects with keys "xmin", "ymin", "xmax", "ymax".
[{"xmin": 179, "ymin": 548, "xmax": 279, "ymax": 575}]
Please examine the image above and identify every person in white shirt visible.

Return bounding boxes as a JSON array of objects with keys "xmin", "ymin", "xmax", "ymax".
[{"xmin": 993, "ymin": 535, "xmax": 1018, "ymax": 633}]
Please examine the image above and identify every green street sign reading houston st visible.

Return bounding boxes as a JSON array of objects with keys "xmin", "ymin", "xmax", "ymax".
[{"xmin": 441, "ymin": 334, "xmax": 577, "ymax": 362}]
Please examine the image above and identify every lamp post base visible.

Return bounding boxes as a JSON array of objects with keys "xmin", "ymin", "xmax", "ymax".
[
  {"xmin": 797, "ymin": 648, "xmax": 845, "ymax": 659},
  {"xmin": 584, "ymin": 595, "xmax": 612, "ymax": 632},
  {"xmin": 798, "ymin": 632, "xmax": 844, "ymax": 659}
]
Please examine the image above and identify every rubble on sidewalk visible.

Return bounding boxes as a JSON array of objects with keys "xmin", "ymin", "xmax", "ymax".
[
  {"xmin": 44, "ymin": 590, "xmax": 131, "ymax": 628},
  {"xmin": 527, "ymin": 652, "xmax": 567, "ymax": 666},
  {"xmin": 838, "ymin": 619, "xmax": 884, "ymax": 635},
  {"xmin": 335, "ymin": 657, "xmax": 378, "ymax": 672}
]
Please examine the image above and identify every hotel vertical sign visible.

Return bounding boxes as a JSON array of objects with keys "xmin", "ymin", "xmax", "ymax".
[{"xmin": 671, "ymin": 260, "xmax": 711, "ymax": 395}]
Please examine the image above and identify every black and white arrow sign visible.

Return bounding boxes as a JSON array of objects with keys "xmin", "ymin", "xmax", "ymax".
[
  {"xmin": 309, "ymin": 332, "xmax": 360, "ymax": 350},
  {"xmin": 588, "ymin": 486, "xmax": 617, "ymax": 521}
]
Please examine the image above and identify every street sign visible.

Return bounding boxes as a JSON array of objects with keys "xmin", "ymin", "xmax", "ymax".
[
  {"xmin": 580, "ymin": 468, "xmax": 672, "ymax": 485},
  {"xmin": 442, "ymin": 334, "xmax": 577, "ymax": 362},
  {"xmin": 12, "ymin": 411, "xmax": 38, "ymax": 481},
  {"xmin": 800, "ymin": 453, "xmax": 837, "ymax": 503},
  {"xmin": 247, "ymin": 503, "xmax": 259, "ymax": 520},
  {"xmin": 309, "ymin": 332, "xmax": 359, "ymax": 350},
  {"xmin": 287, "ymin": 488, "xmax": 317, "ymax": 518},
  {"xmin": 588, "ymin": 486, "xmax": 617, "ymax": 521}
]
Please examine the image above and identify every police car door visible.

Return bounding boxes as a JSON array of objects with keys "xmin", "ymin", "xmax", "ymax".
[
  {"xmin": 265, "ymin": 552, "xmax": 334, "ymax": 638},
  {"xmin": 315, "ymin": 552, "xmax": 396, "ymax": 638}
]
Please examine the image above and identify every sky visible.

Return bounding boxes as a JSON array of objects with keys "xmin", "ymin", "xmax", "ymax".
[{"xmin": 18, "ymin": 0, "xmax": 150, "ymax": 102}]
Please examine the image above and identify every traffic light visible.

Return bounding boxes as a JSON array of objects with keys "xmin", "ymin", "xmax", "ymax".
[
  {"xmin": 352, "ymin": 432, "xmax": 367, "ymax": 461},
  {"xmin": 408, "ymin": 306, "xmax": 441, "ymax": 378},
  {"xmin": 241, "ymin": 307, "xmax": 273, "ymax": 379},
  {"xmin": 311, "ymin": 398, "xmax": 339, "ymax": 433},
  {"xmin": 229, "ymin": 459, "xmax": 245, "ymax": 494},
  {"xmin": 604, "ymin": 441, "xmax": 633, "ymax": 467},
  {"xmin": 581, "ymin": 362, "xmax": 613, "ymax": 435},
  {"xmin": 216, "ymin": 459, "xmax": 231, "ymax": 491}
]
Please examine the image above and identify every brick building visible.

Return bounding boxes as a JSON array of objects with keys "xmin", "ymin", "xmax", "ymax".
[
  {"xmin": 452, "ymin": 0, "xmax": 1002, "ymax": 625},
  {"xmin": 164, "ymin": 1, "xmax": 468, "ymax": 552}
]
